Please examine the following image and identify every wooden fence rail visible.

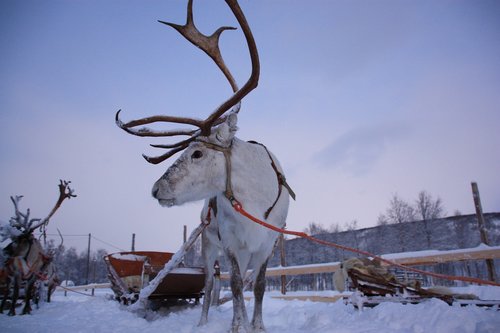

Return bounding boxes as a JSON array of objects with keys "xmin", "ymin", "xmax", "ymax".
[{"xmin": 221, "ymin": 245, "xmax": 500, "ymax": 279}]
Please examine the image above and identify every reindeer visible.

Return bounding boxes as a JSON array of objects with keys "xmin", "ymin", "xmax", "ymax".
[
  {"xmin": 0, "ymin": 180, "xmax": 75, "ymax": 315},
  {"xmin": 116, "ymin": 1, "xmax": 294, "ymax": 331}
]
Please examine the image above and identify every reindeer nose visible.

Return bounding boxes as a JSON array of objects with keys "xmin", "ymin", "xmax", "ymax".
[{"xmin": 152, "ymin": 184, "xmax": 160, "ymax": 199}]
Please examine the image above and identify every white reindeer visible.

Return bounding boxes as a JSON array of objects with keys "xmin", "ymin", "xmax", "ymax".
[{"xmin": 116, "ymin": 1, "xmax": 294, "ymax": 331}]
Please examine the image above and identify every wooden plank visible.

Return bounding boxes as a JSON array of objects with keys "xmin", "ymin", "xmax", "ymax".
[
  {"xmin": 220, "ymin": 246, "xmax": 500, "ymax": 280},
  {"xmin": 56, "ymin": 283, "xmax": 111, "ymax": 292},
  {"xmin": 383, "ymin": 247, "xmax": 500, "ymax": 266},
  {"xmin": 220, "ymin": 263, "xmax": 341, "ymax": 280},
  {"xmin": 270, "ymin": 295, "xmax": 345, "ymax": 303}
]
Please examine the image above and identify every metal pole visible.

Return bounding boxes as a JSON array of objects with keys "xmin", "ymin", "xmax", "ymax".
[
  {"xmin": 471, "ymin": 182, "xmax": 496, "ymax": 282},
  {"xmin": 132, "ymin": 233, "xmax": 136, "ymax": 252},
  {"xmin": 86, "ymin": 233, "xmax": 91, "ymax": 285}
]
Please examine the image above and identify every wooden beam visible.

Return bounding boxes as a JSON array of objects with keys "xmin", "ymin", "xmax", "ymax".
[
  {"xmin": 270, "ymin": 295, "xmax": 345, "ymax": 303},
  {"xmin": 220, "ymin": 246, "xmax": 500, "ymax": 280},
  {"xmin": 382, "ymin": 247, "xmax": 500, "ymax": 266}
]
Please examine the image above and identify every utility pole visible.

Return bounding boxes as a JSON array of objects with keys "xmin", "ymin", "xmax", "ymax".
[
  {"xmin": 131, "ymin": 233, "xmax": 136, "ymax": 252},
  {"xmin": 471, "ymin": 182, "xmax": 496, "ymax": 282},
  {"xmin": 85, "ymin": 233, "xmax": 91, "ymax": 285}
]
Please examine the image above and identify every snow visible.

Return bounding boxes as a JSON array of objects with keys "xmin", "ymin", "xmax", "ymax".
[
  {"xmin": 1, "ymin": 288, "xmax": 499, "ymax": 333},
  {"xmin": 109, "ymin": 254, "xmax": 148, "ymax": 261},
  {"xmin": 170, "ymin": 267, "xmax": 204, "ymax": 274},
  {"xmin": 381, "ymin": 244, "xmax": 500, "ymax": 260}
]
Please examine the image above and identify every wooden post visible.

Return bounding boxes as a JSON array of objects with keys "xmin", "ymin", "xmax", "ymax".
[
  {"xmin": 471, "ymin": 182, "xmax": 497, "ymax": 282},
  {"xmin": 279, "ymin": 233, "xmax": 287, "ymax": 295},
  {"xmin": 85, "ymin": 233, "xmax": 91, "ymax": 285},
  {"xmin": 92, "ymin": 258, "xmax": 96, "ymax": 296},
  {"xmin": 182, "ymin": 225, "xmax": 187, "ymax": 265},
  {"xmin": 131, "ymin": 233, "xmax": 136, "ymax": 252}
]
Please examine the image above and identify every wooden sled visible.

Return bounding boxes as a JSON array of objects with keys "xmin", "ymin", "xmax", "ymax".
[
  {"xmin": 345, "ymin": 268, "xmax": 499, "ymax": 309},
  {"xmin": 104, "ymin": 251, "xmax": 205, "ymax": 306}
]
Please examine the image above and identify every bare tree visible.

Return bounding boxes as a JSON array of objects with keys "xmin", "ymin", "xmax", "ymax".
[
  {"xmin": 415, "ymin": 190, "xmax": 445, "ymax": 221},
  {"xmin": 343, "ymin": 220, "xmax": 358, "ymax": 231},
  {"xmin": 328, "ymin": 223, "xmax": 342, "ymax": 233},
  {"xmin": 303, "ymin": 222, "xmax": 329, "ymax": 235},
  {"xmin": 377, "ymin": 214, "xmax": 389, "ymax": 226},
  {"xmin": 385, "ymin": 194, "xmax": 416, "ymax": 224}
]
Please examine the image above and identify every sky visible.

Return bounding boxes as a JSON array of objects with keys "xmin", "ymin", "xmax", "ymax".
[{"xmin": 1, "ymin": 0, "xmax": 499, "ymax": 254}]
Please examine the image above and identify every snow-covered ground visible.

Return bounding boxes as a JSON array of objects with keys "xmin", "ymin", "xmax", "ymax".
[{"xmin": 1, "ymin": 287, "xmax": 500, "ymax": 333}]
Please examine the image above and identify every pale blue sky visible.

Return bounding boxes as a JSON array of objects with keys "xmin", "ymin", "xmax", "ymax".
[{"xmin": 1, "ymin": 0, "xmax": 499, "ymax": 253}]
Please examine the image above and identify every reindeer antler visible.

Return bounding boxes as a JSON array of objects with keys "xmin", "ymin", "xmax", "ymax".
[
  {"xmin": 30, "ymin": 180, "xmax": 76, "ymax": 232},
  {"xmin": 116, "ymin": 0, "xmax": 259, "ymax": 164},
  {"xmin": 9, "ymin": 195, "xmax": 33, "ymax": 230}
]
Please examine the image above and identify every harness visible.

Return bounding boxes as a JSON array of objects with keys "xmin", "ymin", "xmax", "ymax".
[
  {"xmin": 6, "ymin": 237, "xmax": 51, "ymax": 280},
  {"xmin": 198, "ymin": 139, "xmax": 295, "ymax": 220}
]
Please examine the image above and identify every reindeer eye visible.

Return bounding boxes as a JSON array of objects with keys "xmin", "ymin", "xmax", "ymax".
[{"xmin": 191, "ymin": 150, "xmax": 203, "ymax": 159}]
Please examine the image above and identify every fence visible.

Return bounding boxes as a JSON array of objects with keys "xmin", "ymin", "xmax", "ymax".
[{"xmin": 58, "ymin": 245, "xmax": 500, "ymax": 297}]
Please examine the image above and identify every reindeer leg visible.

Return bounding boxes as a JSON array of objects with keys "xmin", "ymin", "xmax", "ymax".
[
  {"xmin": 251, "ymin": 259, "xmax": 269, "ymax": 332},
  {"xmin": 212, "ymin": 261, "xmax": 221, "ymax": 306},
  {"xmin": 8, "ymin": 277, "xmax": 19, "ymax": 316},
  {"xmin": 47, "ymin": 285, "xmax": 52, "ymax": 303},
  {"xmin": 198, "ymin": 229, "xmax": 220, "ymax": 326},
  {"xmin": 228, "ymin": 252, "xmax": 249, "ymax": 333},
  {"xmin": 22, "ymin": 279, "xmax": 33, "ymax": 315},
  {"xmin": 0, "ymin": 275, "xmax": 11, "ymax": 314},
  {"xmin": 199, "ymin": 264, "xmax": 214, "ymax": 326}
]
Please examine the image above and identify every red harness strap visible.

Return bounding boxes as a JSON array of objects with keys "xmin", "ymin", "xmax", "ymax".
[{"xmin": 230, "ymin": 199, "xmax": 500, "ymax": 287}]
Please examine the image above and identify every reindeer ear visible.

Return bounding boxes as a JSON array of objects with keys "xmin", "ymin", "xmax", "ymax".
[
  {"xmin": 227, "ymin": 112, "xmax": 238, "ymax": 131},
  {"xmin": 214, "ymin": 112, "xmax": 238, "ymax": 145}
]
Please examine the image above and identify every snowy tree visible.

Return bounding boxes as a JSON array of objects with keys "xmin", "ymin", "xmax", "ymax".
[
  {"xmin": 415, "ymin": 191, "xmax": 445, "ymax": 221},
  {"xmin": 384, "ymin": 194, "xmax": 416, "ymax": 224},
  {"xmin": 377, "ymin": 194, "xmax": 416, "ymax": 252},
  {"xmin": 415, "ymin": 191, "xmax": 445, "ymax": 247}
]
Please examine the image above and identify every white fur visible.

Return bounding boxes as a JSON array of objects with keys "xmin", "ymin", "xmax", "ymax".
[
  {"xmin": 152, "ymin": 114, "xmax": 290, "ymax": 333},
  {"xmin": 198, "ymin": 199, "xmax": 223, "ymax": 326}
]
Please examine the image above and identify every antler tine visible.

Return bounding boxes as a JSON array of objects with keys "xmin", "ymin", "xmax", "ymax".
[
  {"xmin": 9, "ymin": 195, "xmax": 29, "ymax": 230},
  {"xmin": 158, "ymin": 0, "xmax": 239, "ymax": 93},
  {"xmin": 143, "ymin": 144, "xmax": 191, "ymax": 164},
  {"xmin": 203, "ymin": 0, "xmax": 260, "ymax": 129},
  {"xmin": 115, "ymin": 110, "xmax": 200, "ymax": 138}
]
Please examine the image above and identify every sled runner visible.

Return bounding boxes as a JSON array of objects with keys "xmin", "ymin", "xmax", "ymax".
[{"xmin": 104, "ymin": 251, "xmax": 205, "ymax": 306}]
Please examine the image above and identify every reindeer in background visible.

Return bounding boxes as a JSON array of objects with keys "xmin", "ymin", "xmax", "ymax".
[
  {"xmin": 116, "ymin": 1, "xmax": 294, "ymax": 331},
  {"xmin": 0, "ymin": 180, "xmax": 75, "ymax": 315}
]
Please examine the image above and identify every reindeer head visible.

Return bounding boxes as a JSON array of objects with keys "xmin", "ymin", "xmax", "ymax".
[{"xmin": 151, "ymin": 113, "xmax": 238, "ymax": 207}]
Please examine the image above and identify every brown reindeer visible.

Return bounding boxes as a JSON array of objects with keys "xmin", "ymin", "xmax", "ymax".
[{"xmin": 0, "ymin": 180, "xmax": 75, "ymax": 315}]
